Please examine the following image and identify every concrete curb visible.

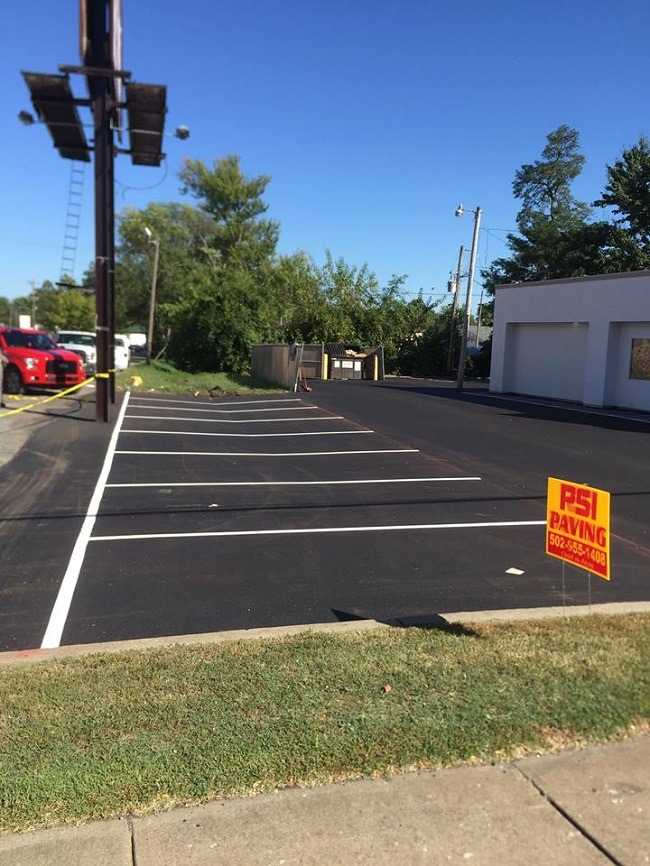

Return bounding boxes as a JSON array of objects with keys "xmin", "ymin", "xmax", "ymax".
[{"xmin": 3, "ymin": 600, "xmax": 649, "ymax": 667}]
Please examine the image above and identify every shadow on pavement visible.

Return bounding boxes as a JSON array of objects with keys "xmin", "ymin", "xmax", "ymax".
[
  {"xmin": 331, "ymin": 608, "xmax": 481, "ymax": 637},
  {"xmin": 379, "ymin": 378, "xmax": 650, "ymax": 433}
]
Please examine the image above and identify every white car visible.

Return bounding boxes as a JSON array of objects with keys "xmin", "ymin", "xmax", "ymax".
[
  {"xmin": 115, "ymin": 334, "xmax": 131, "ymax": 370},
  {"xmin": 56, "ymin": 330, "xmax": 97, "ymax": 373},
  {"xmin": 113, "ymin": 334, "xmax": 131, "ymax": 370}
]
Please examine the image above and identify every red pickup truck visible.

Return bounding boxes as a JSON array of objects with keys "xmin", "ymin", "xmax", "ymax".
[{"xmin": 0, "ymin": 327, "xmax": 86, "ymax": 394}]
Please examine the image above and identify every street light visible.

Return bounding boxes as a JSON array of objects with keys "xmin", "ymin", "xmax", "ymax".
[
  {"xmin": 454, "ymin": 204, "xmax": 482, "ymax": 391},
  {"xmin": 144, "ymin": 227, "xmax": 160, "ymax": 365}
]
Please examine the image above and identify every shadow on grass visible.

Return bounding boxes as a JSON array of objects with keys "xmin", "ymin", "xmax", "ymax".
[
  {"xmin": 209, "ymin": 373, "xmax": 287, "ymax": 393},
  {"xmin": 331, "ymin": 608, "xmax": 481, "ymax": 638}
]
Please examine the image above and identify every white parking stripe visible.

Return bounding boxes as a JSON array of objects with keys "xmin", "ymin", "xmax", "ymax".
[
  {"xmin": 41, "ymin": 390, "xmax": 132, "ymax": 649},
  {"xmin": 124, "ymin": 414, "xmax": 344, "ymax": 423},
  {"xmin": 125, "ymin": 404, "xmax": 319, "ymax": 415},
  {"xmin": 121, "ymin": 429, "xmax": 373, "ymax": 438},
  {"xmin": 115, "ymin": 449, "xmax": 419, "ymax": 457},
  {"xmin": 106, "ymin": 476, "xmax": 482, "ymax": 488},
  {"xmin": 130, "ymin": 397, "xmax": 302, "ymax": 408},
  {"xmin": 90, "ymin": 519, "xmax": 547, "ymax": 543}
]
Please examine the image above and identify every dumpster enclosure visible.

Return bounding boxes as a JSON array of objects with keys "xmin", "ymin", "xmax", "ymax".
[{"xmin": 252, "ymin": 343, "xmax": 384, "ymax": 390}]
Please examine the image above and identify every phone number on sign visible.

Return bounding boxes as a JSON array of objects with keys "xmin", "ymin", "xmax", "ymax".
[{"xmin": 547, "ymin": 532, "xmax": 607, "ymax": 566}]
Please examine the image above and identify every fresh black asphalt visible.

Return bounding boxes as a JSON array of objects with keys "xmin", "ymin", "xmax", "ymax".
[{"xmin": 1, "ymin": 379, "xmax": 648, "ymax": 651}]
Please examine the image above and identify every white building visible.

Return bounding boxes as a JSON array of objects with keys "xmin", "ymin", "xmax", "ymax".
[{"xmin": 490, "ymin": 270, "xmax": 650, "ymax": 412}]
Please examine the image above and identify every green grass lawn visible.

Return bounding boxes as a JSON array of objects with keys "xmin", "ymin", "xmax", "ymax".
[
  {"xmin": 115, "ymin": 360, "xmax": 286, "ymax": 396},
  {"xmin": 1, "ymin": 614, "xmax": 648, "ymax": 834}
]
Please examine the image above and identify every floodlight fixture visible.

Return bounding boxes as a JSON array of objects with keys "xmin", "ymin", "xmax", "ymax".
[
  {"xmin": 21, "ymin": 71, "xmax": 91, "ymax": 161},
  {"xmin": 18, "ymin": 110, "xmax": 35, "ymax": 125},
  {"xmin": 174, "ymin": 125, "xmax": 190, "ymax": 140},
  {"xmin": 126, "ymin": 81, "xmax": 167, "ymax": 166}
]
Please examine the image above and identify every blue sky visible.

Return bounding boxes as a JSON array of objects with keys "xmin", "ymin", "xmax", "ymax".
[{"xmin": 3, "ymin": 0, "xmax": 649, "ymax": 314}]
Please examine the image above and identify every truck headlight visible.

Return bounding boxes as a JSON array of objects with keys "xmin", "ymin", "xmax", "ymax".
[{"xmin": 25, "ymin": 357, "xmax": 38, "ymax": 370}]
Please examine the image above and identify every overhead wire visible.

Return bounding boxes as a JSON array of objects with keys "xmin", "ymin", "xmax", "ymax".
[{"xmin": 115, "ymin": 158, "xmax": 169, "ymax": 202}]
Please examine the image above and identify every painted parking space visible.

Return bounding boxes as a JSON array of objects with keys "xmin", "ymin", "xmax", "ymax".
[
  {"xmin": 64, "ymin": 525, "xmax": 553, "ymax": 645},
  {"xmin": 43, "ymin": 389, "xmax": 548, "ymax": 648},
  {"xmin": 6, "ymin": 380, "xmax": 647, "ymax": 652}
]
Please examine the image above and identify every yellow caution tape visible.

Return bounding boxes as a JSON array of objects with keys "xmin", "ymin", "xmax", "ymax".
[{"xmin": 0, "ymin": 376, "xmax": 95, "ymax": 418}]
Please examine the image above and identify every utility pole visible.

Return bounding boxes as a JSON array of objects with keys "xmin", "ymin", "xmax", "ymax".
[
  {"xmin": 146, "ymin": 233, "xmax": 160, "ymax": 364},
  {"xmin": 455, "ymin": 205, "xmax": 482, "ymax": 391},
  {"xmin": 446, "ymin": 245, "xmax": 464, "ymax": 374},
  {"xmin": 28, "ymin": 280, "xmax": 38, "ymax": 328}
]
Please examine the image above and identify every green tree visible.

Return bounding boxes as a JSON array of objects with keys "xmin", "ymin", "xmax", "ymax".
[
  {"xmin": 8, "ymin": 295, "xmax": 31, "ymax": 325},
  {"xmin": 269, "ymin": 251, "xmax": 322, "ymax": 342},
  {"xmin": 179, "ymin": 154, "xmax": 280, "ymax": 269},
  {"xmin": 150, "ymin": 156, "xmax": 281, "ymax": 372},
  {"xmin": 163, "ymin": 268, "xmax": 277, "ymax": 374},
  {"xmin": 80, "ymin": 262, "xmax": 96, "ymax": 291},
  {"xmin": 55, "ymin": 290, "xmax": 95, "ymax": 330},
  {"xmin": 594, "ymin": 136, "xmax": 650, "ymax": 268},
  {"xmin": 314, "ymin": 251, "xmax": 380, "ymax": 342},
  {"xmin": 0, "ymin": 296, "xmax": 11, "ymax": 325},
  {"xmin": 513, "ymin": 124, "xmax": 587, "ymax": 220},
  {"xmin": 483, "ymin": 126, "xmax": 612, "ymax": 291},
  {"xmin": 114, "ymin": 154, "xmax": 452, "ymax": 375},
  {"xmin": 374, "ymin": 282, "xmax": 439, "ymax": 374},
  {"xmin": 21, "ymin": 280, "xmax": 94, "ymax": 333},
  {"xmin": 34, "ymin": 280, "xmax": 65, "ymax": 331},
  {"xmin": 116, "ymin": 202, "xmax": 216, "ymax": 343}
]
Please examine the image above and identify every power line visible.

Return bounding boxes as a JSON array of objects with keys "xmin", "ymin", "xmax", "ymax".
[{"xmin": 115, "ymin": 158, "xmax": 169, "ymax": 200}]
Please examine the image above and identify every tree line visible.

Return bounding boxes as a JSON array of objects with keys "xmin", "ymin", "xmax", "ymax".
[
  {"xmin": 3, "ymin": 127, "xmax": 648, "ymax": 378},
  {"xmin": 482, "ymin": 126, "xmax": 650, "ymax": 293},
  {"xmin": 113, "ymin": 154, "xmax": 451, "ymax": 376}
]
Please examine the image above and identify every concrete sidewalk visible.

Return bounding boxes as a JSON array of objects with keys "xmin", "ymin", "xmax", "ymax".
[{"xmin": 1, "ymin": 737, "xmax": 647, "ymax": 866}]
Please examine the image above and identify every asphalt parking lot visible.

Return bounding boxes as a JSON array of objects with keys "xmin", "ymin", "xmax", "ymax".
[{"xmin": 1, "ymin": 379, "xmax": 648, "ymax": 652}]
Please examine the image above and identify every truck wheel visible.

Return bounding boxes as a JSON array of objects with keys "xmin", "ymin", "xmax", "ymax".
[{"xmin": 4, "ymin": 365, "xmax": 24, "ymax": 395}]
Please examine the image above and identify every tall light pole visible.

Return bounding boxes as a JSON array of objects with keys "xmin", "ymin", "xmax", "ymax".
[
  {"xmin": 145, "ymin": 227, "xmax": 159, "ymax": 365},
  {"xmin": 454, "ymin": 204, "xmax": 482, "ymax": 391}
]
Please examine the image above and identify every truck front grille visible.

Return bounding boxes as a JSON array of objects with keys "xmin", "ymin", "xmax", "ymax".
[{"xmin": 45, "ymin": 360, "xmax": 77, "ymax": 376}]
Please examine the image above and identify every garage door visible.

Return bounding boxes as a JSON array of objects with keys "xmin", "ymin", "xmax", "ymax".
[{"xmin": 503, "ymin": 322, "xmax": 588, "ymax": 402}]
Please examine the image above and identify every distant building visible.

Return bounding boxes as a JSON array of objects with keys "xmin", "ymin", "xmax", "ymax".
[{"xmin": 490, "ymin": 270, "xmax": 650, "ymax": 412}]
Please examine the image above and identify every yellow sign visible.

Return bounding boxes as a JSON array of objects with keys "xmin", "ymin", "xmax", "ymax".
[{"xmin": 546, "ymin": 478, "xmax": 610, "ymax": 581}]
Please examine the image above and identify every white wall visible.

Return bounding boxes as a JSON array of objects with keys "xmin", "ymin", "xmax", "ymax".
[
  {"xmin": 490, "ymin": 271, "xmax": 650, "ymax": 411},
  {"xmin": 604, "ymin": 321, "xmax": 650, "ymax": 410}
]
